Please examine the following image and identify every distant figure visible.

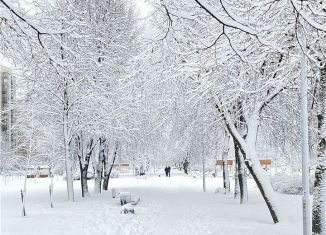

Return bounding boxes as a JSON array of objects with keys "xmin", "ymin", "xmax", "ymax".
[
  {"xmin": 167, "ymin": 166, "xmax": 171, "ymax": 177},
  {"xmin": 164, "ymin": 166, "xmax": 168, "ymax": 177},
  {"xmin": 139, "ymin": 165, "xmax": 145, "ymax": 176}
]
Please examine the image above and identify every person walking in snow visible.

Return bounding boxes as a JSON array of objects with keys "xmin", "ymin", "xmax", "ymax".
[
  {"xmin": 164, "ymin": 166, "xmax": 168, "ymax": 177},
  {"xmin": 167, "ymin": 166, "xmax": 171, "ymax": 177}
]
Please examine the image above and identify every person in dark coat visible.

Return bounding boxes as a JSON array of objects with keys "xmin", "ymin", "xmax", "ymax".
[
  {"xmin": 164, "ymin": 166, "xmax": 168, "ymax": 177},
  {"xmin": 167, "ymin": 166, "xmax": 171, "ymax": 177}
]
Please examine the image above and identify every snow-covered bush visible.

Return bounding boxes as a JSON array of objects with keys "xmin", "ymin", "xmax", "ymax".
[
  {"xmin": 271, "ymin": 172, "xmax": 314, "ymax": 195},
  {"xmin": 189, "ymin": 170, "xmax": 201, "ymax": 178},
  {"xmin": 110, "ymin": 169, "xmax": 120, "ymax": 178}
]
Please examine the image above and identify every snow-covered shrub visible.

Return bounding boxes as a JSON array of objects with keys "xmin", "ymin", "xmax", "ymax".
[
  {"xmin": 214, "ymin": 187, "xmax": 227, "ymax": 194},
  {"xmin": 189, "ymin": 170, "xmax": 201, "ymax": 178},
  {"xmin": 271, "ymin": 172, "xmax": 314, "ymax": 195},
  {"xmin": 111, "ymin": 169, "xmax": 120, "ymax": 178}
]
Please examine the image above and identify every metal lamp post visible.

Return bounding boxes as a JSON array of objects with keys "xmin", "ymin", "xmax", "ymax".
[{"xmin": 299, "ymin": 34, "xmax": 312, "ymax": 235}]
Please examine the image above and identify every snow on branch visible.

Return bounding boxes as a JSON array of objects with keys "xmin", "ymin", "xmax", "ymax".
[
  {"xmin": 194, "ymin": 0, "xmax": 280, "ymax": 51},
  {"xmin": 215, "ymin": 102, "xmax": 247, "ymax": 151},
  {"xmin": 258, "ymin": 85, "xmax": 287, "ymax": 114},
  {"xmin": 160, "ymin": 1, "xmax": 173, "ymax": 40},
  {"xmin": 0, "ymin": 0, "xmax": 63, "ymax": 48},
  {"xmin": 291, "ymin": 0, "xmax": 326, "ymax": 32},
  {"xmin": 0, "ymin": 0, "xmax": 46, "ymax": 47},
  {"xmin": 194, "ymin": 0, "xmax": 257, "ymax": 35}
]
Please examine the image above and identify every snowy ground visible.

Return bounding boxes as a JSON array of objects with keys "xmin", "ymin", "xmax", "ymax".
[{"xmin": 1, "ymin": 169, "xmax": 303, "ymax": 235}]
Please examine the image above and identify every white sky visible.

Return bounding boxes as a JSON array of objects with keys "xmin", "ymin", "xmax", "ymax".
[
  {"xmin": 135, "ymin": 0, "xmax": 153, "ymax": 17},
  {"xmin": 0, "ymin": 54, "xmax": 13, "ymax": 68}
]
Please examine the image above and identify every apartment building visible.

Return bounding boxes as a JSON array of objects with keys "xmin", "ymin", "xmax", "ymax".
[{"xmin": 0, "ymin": 65, "xmax": 14, "ymax": 148}]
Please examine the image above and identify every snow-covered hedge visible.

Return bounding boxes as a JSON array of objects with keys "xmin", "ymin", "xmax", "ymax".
[
  {"xmin": 189, "ymin": 170, "xmax": 215, "ymax": 178},
  {"xmin": 270, "ymin": 172, "xmax": 314, "ymax": 195}
]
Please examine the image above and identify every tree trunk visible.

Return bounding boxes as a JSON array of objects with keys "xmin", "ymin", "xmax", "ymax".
[
  {"xmin": 238, "ymin": 141, "xmax": 278, "ymax": 223},
  {"xmin": 234, "ymin": 138, "xmax": 248, "ymax": 204},
  {"xmin": 312, "ymin": 160, "xmax": 326, "ymax": 234},
  {"xmin": 21, "ymin": 175, "xmax": 27, "ymax": 216},
  {"xmin": 225, "ymin": 116, "xmax": 279, "ymax": 223},
  {"xmin": 202, "ymin": 155, "xmax": 206, "ymax": 192},
  {"xmin": 77, "ymin": 137, "xmax": 94, "ymax": 197},
  {"xmin": 312, "ymin": 64, "xmax": 326, "ymax": 235},
  {"xmin": 183, "ymin": 157, "xmax": 189, "ymax": 174},
  {"xmin": 63, "ymin": 118, "xmax": 74, "ymax": 201},
  {"xmin": 218, "ymin": 92, "xmax": 280, "ymax": 223},
  {"xmin": 103, "ymin": 143, "xmax": 118, "ymax": 191},
  {"xmin": 222, "ymin": 130, "xmax": 231, "ymax": 194},
  {"xmin": 61, "ymin": 33, "xmax": 74, "ymax": 202},
  {"xmin": 94, "ymin": 163, "xmax": 103, "ymax": 194},
  {"xmin": 80, "ymin": 166, "xmax": 89, "ymax": 197},
  {"xmin": 234, "ymin": 166, "xmax": 240, "ymax": 199},
  {"xmin": 94, "ymin": 138, "xmax": 105, "ymax": 194},
  {"xmin": 245, "ymin": 161, "xmax": 278, "ymax": 223}
]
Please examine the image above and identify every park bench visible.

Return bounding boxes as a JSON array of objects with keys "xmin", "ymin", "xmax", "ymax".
[
  {"xmin": 112, "ymin": 188, "xmax": 140, "ymax": 214},
  {"xmin": 216, "ymin": 159, "xmax": 272, "ymax": 171},
  {"xmin": 119, "ymin": 191, "xmax": 140, "ymax": 205}
]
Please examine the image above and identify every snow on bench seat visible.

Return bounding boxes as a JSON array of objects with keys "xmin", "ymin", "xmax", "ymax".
[{"xmin": 112, "ymin": 188, "xmax": 140, "ymax": 206}]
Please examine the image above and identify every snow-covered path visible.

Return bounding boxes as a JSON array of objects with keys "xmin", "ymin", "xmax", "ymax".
[{"xmin": 1, "ymin": 171, "xmax": 303, "ymax": 235}]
